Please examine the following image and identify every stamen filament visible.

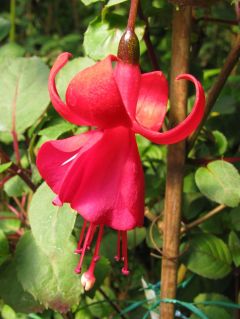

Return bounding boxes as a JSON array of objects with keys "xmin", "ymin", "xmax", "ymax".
[
  {"xmin": 87, "ymin": 224, "xmax": 97, "ymax": 250},
  {"xmin": 75, "ymin": 220, "xmax": 88, "ymax": 254},
  {"xmin": 114, "ymin": 231, "xmax": 122, "ymax": 261},
  {"xmin": 121, "ymin": 231, "xmax": 130, "ymax": 275},
  {"xmin": 75, "ymin": 223, "xmax": 95, "ymax": 274},
  {"xmin": 92, "ymin": 224, "xmax": 104, "ymax": 263}
]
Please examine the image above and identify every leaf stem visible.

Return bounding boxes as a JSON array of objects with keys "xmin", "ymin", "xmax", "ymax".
[
  {"xmin": 188, "ymin": 34, "xmax": 240, "ymax": 151},
  {"xmin": 127, "ymin": 0, "xmax": 139, "ymax": 31},
  {"xmin": 9, "ymin": 0, "xmax": 16, "ymax": 43},
  {"xmin": 181, "ymin": 204, "xmax": 226, "ymax": 233}
]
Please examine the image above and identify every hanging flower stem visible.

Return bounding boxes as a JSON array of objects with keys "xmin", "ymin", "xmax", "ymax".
[
  {"xmin": 127, "ymin": 0, "xmax": 139, "ymax": 31},
  {"xmin": 160, "ymin": 6, "xmax": 192, "ymax": 319}
]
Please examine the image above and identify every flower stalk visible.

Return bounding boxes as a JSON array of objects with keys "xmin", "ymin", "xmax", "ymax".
[{"xmin": 127, "ymin": 0, "xmax": 139, "ymax": 32}]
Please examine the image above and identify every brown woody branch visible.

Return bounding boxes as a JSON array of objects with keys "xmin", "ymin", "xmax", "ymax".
[
  {"xmin": 160, "ymin": 6, "xmax": 192, "ymax": 319},
  {"xmin": 188, "ymin": 34, "xmax": 240, "ymax": 151}
]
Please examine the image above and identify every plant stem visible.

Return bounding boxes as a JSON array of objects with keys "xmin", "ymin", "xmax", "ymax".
[
  {"xmin": 181, "ymin": 204, "xmax": 226, "ymax": 233},
  {"xmin": 197, "ymin": 17, "xmax": 238, "ymax": 26},
  {"xmin": 188, "ymin": 34, "xmax": 240, "ymax": 151},
  {"xmin": 9, "ymin": 0, "xmax": 16, "ymax": 43},
  {"xmin": 127, "ymin": 0, "xmax": 139, "ymax": 31},
  {"xmin": 98, "ymin": 287, "xmax": 127, "ymax": 319},
  {"xmin": 160, "ymin": 6, "xmax": 192, "ymax": 319},
  {"xmin": 138, "ymin": 1, "xmax": 160, "ymax": 70},
  {"xmin": 0, "ymin": 148, "xmax": 36, "ymax": 192}
]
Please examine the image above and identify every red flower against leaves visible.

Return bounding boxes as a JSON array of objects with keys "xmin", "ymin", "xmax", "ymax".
[{"xmin": 37, "ymin": 52, "xmax": 205, "ymax": 290}]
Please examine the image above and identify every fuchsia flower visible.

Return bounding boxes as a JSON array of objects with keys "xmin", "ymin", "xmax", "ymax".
[{"xmin": 37, "ymin": 47, "xmax": 205, "ymax": 290}]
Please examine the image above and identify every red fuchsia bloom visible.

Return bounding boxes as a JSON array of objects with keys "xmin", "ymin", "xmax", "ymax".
[{"xmin": 37, "ymin": 50, "xmax": 205, "ymax": 290}]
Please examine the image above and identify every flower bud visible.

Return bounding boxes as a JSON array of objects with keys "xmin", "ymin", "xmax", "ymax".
[
  {"xmin": 81, "ymin": 272, "xmax": 96, "ymax": 291},
  {"xmin": 117, "ymin": 29, "xmax": 140, "ymax": 64}
]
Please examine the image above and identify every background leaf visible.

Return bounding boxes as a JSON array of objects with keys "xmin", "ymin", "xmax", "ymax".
[
  {"xmin": 184, "ymin": 234, "xmax": 232, "ymax": 279},
  {"xmin": 228, "ymin": 231, "xmax": 240, "ymax": 267},
  {"xmin": 195, "ymin": 161, "xmax": 240, "ymax": 207},
  {"xmin": 0, "ymin": 260, "xmax": 43, "ymax": 313},
  {"xmin": 0, "ymin": 57, "xmax": 49, "ymax": 137}
]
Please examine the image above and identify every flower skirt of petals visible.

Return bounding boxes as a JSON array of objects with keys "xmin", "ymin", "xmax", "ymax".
[{"xmin": 74, "ymin": 220, "xmax": 130, "ymax": 290}]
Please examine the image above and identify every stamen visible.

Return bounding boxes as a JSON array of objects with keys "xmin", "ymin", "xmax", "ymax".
[
  {"xmin": 121, "ymin": 231, "xmax": 130, "ymax": 276},
  {"xmin": 75, "ymin": 223, "xmax": 95, "ymax": 274},
  {"xmin": 75, "ymin": 220, "xmax": 88, "ymax": 254},
  {"xmin": 114, "ymin": 231, "xmax": 122, "ymax": 262},
  {"xmin": 81, "ymin": 225, "xmax": 104, "ymax": 291},
  {"xmin": 93, "ymin": 224, "xmax": 104, "ymax": 262},
  {"xmin": 86, "ymin": 224, "xmax": 97, "ymax": 250}
]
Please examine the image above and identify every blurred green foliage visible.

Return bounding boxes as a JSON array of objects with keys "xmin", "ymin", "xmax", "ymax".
[{"xmin": 0, "ymin": 0, "xmax": 240, "ymax": 318}]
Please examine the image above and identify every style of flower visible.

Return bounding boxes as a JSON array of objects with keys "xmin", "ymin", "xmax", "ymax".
[{"xmin": 37, "ymin": 51, "xmax": 205, "ymax": 290}]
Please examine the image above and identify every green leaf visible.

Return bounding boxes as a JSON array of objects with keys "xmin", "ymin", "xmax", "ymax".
[
  {"xmin": 38, "ymin": 122, "xmax": 75, "ymax": 140},
  {"xmin": 0, "ymin": 260, "xmax": 43, "ymax": 313},
  {"xmin": 106, "ymin": 0, "xmax": 128, "ymax": 7},
  {"xmin": 0, "ymin": 212, "xmax": 21, "ymax": 234},
  {"xmin": 86, "ymin": 287, "xmax": 115, "ymax": 317},
  {"xmin": 184, "ymin": 234, "xmax": 232, "ymax": 279},
  {"xmin": 83, "ymin": 15, "xmax": 144, "ymax": 60},
  {"xmin": 182, "ymin": 193, "xmax": 208, "ymax": 220},
  {"xmin": 75, "ymin": 308, "xmax": 92, "ymax": 319},
  {"xmin": 100, "ymin": 231, "xmax": 118, "ymax": 260},
  {"xmin": 228, "ymin": 231, "xmax": 240, "ymax": 267},
  {"xmin": 127, "ymin": 227, "xmax": 146, "ymax": 249},
  {"xmin": 80, "ymin": 0, "xmax": 103, "ymax": 5},
  {"xmin": 229, "ymin": 207, "xmax": 240, "ymax": 231},
  {"xmin": 56, "ymin": 57, "xmax": 95, "ymax": 101},
  {"xmin": 4, "ymin": 176, "xmax": 31, "ymax": 197},
  {"xmin": 16, "ymin": 183, "xmax": 84, "ymax": 311},
  {"xmin": 195, "ymin": 160, "xmax": 240, "ymax": 207},
  {"xmin": 0, "ymin": 57, "xmax": 49, "ymax": 137},
  {"xmin": 1, "ymin": 305, "xmax": 16, "ymax": 319},
  {"xmin": 191, "ymin": 293, "xmax": 233, "ymax": 319},
  {"xmin": 0, "ymin": 162, "xmax": 12, "ymax": 173},
  {"xmin": 0, "ymin": 17, "xmax": 11, "ymax": 41},
  {"xmin": 16, "ymin": 231, "xmax": 82, "ymax": 312},
  {"xmin": 212, "ymin": 131, "xmax": 228, "ymax": 156},
  {"xmin": 0, "ymin": 230, "xmax": 9, "ymax": 266},
  {"xmin": 0, "ymin": 43, "xmax": 25, "ymax": 58},
  {"xmin": 29, "ymin": 183, "xmax": 76, "ymax": 252},
  {"xmin": 183, "ymin": 173, "xmax": 199, "ymax": 193}
]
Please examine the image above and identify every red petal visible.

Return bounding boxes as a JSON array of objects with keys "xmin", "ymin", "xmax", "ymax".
[
  {"xmin": 132, "ymin": 74, "xmax": 205, "ymax": 144},
  {"xmin": 49, "ymin": 53, "xmax": 92, "ymax": 126},
  {"xmin": 115, "ymin": 62, "xmax": 205, "ymax": 145},
  {"xmin": 36, "ymin": 131, "xmax": 103, "ymax": 194},
  {"xmin": 114, "ymin": 62, "xmax": 141, "ymax": 119},
  {"xmin": 56, "ymin": 127, "xmax": 144, "ymax": 230},
  {"xmin": 66, "ymin": 55, "xmax": 130, "ymax": 129},
  {"xmin": 136, "ymin": 71, "xmax": 168, "ymax": 131}
]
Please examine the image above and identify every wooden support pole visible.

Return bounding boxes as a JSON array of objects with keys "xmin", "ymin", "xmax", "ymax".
[{"xmin": 160, "ymin": 6, "xmax": 192, "ymax": 319}]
